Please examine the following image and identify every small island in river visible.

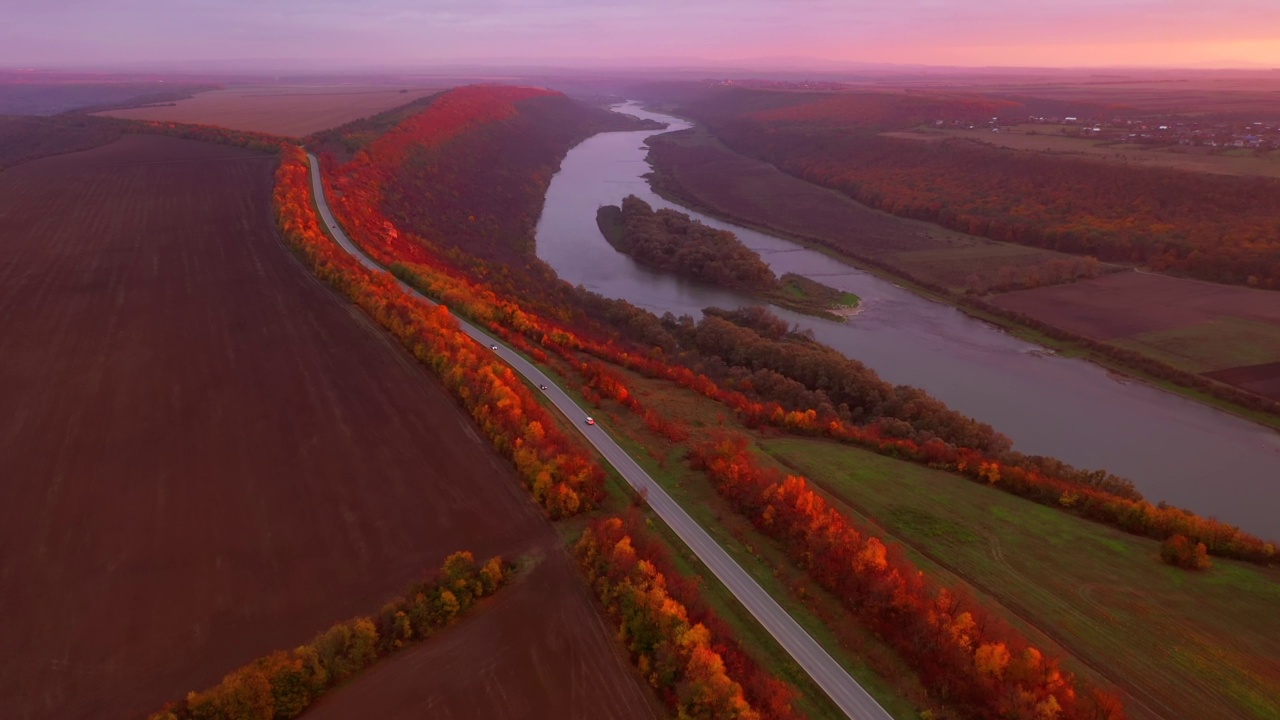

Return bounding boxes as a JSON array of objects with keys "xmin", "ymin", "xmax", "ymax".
[{"xmin": 597, "ymin": 196, "xmax": 859, "ymax": 321}]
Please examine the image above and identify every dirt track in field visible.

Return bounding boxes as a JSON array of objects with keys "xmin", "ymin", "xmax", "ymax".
[{"xmin": 0, "ymin": 135, "xmax": 654, "ymax": 720}]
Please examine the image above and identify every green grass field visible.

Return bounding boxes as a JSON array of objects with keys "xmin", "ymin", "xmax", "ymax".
[
  {"xmin": 451, "ymin": 338, "xmax": 861, "ymax": 720},
  {"xmin": 381, "ymin": 262, "xmax": 901, "ymax": 717},
  {"xmin": 548, "ymin": 341, "xmax": 1280, "ymax": 720},
  {"xmin": 547, "ymin": 370, "xmax": 899, "ymax": 720},
  {"xmin": 589, "ymin": 369, "xmax": 940, "ymax": 718},
  {"xmin": 1109, "ymin": 317, "xmax": 1280, "ymax": 373},
  {"xmin": 760, "ymin": 437, "xmax": 1280, "ymax": 720}
]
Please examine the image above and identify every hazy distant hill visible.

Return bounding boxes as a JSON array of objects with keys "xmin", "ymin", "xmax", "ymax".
[
  {"xmin": 0, "ymin": 115, "xmax": 131, "ymax": 169},
  {"xmin": 0, "ymin": 79, "xmax": 213, "ymax": 115}
]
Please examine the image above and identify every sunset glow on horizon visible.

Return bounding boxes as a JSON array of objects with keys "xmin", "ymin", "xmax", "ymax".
[{"xmin": 4, "ymin": 0, "xmax": 1279, "ymax": 69}]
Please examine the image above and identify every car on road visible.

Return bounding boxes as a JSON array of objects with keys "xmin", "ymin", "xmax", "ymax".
[
  {"xmin": 490, "ymin": 344, "xmax": 498, "ymax": 350},
  {"xmin": 585, "ymin": 417, "xmax": 595, "ymax": 425},
  {"xmin": 539, "ymin": 384, "xmax": 548, "ymax": 390}
]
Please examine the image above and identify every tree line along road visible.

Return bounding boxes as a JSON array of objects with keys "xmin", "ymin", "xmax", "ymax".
[{"xmin": 304, "ymin": 151, "xmax": 894, "ymax": 720}]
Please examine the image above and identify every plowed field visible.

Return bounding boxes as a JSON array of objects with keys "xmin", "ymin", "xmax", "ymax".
[
  {"xmin": 991, "ymin": 271, "xmax": 1280, "ymax": 398},
  {"xmin": 304, "ymin": 547, "xmax": 665, "ymax": 720},
  {"xmin": 0, "ymin": 135, "xmax": 654, "ymax": 720},
  {"xmin": 97, "ymin": 85, "xmax": 444, "ymax": 136}
]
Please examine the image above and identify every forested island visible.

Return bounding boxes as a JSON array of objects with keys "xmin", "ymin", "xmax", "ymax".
[{"xmin": 597, "ymin": 195, "xmax": 858, "ymax": 320}]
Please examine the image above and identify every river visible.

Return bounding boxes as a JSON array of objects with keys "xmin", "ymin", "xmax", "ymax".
[{"xmin": 534, "ymin": 102, "xmax": 1280, "ymax": 539}]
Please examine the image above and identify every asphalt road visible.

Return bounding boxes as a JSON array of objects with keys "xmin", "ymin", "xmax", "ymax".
[{"xmin": 305, "ymin": 152, "xmax": 894, "ymax": 720}]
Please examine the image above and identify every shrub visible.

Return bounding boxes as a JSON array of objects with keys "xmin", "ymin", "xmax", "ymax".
[
  {"xmin": 1160, "ymin": 534, "xmax": 1212, "ymax": 570},
  {"xmin": 148, "ymin": 551, "xmax": 511, "ymax": 720}
]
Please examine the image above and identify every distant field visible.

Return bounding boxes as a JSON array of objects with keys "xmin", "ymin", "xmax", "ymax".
[
  {"xmin": 883, "ymin": 126, "xmax": 1280, "ymax": 178},
  {"xmin": 97, "ymin": 85, "xmax": 444, "ymax": 136},
  {"xmin": 947, "ymin": 76, "xmax": 1280, "ymax": 116},
  {"xmin": 1205, "ymin": 361, "xmax": 1280, "ymax": 401},
  {"xmin": 1109, "ymin": 317, "xmax": 1280, "ymax": 373},
  {"xmin": 761, "ymin": 436, "xmax": 1280, "ymax": 720},
  {"xmin": 0, "ymin": 79, "xmax": 213, "ymax": 115},
  {"xmin": 608, "ymin": 358, "xmax": 1280, "ymax": 720},
  {"xmin": 647, "ymin": 117, "xmax": 1280, "ymax": 410},
  {"xmin": 645, "ymin": 126, "xmax": 1094, "ymax": 291},
  {"xmin": 0, "ymin": 135, "xmax": 651, "ymax": 719},
  {"xmin": 992, "ymin": 271, "xmax": 1280, "ymax": 398},
  {"xmin": 0, "ymin": 114, "xmax": 130, "ymax": 169}
]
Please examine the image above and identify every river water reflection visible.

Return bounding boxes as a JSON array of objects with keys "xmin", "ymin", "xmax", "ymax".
[{"xmin": 534, "ymin": 102, "xmax": 1280, "ymax": 538}]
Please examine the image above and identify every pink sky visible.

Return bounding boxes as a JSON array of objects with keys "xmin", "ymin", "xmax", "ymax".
[{"xmin": 4, "ymin": 0, "xmax": 1279, "ymax": 69}]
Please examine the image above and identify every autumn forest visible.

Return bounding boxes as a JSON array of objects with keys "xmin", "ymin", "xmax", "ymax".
[
  {"xmin": 265, "ymin": 82, "xmax": 1280, "ymax": 719},
  {"xmin": 6, "ymin": 66, "xmax": 1280, "ymax": 720}
]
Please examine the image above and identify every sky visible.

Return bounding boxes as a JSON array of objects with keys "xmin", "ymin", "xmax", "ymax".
[{"xmin": 4, "ymin": 0, "xmax": 1280, "ymax": 70}]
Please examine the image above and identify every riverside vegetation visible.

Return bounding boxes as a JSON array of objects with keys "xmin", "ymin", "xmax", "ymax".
[
  {"xmin": 598, "ymin": 195, "xmax": 859, "ymax": 321},
  {"xmin": 280, "ymin": 101, "xmax": 811, "ymax": 716},
  {"xmin": 634, "ymin": 84, "xmax": 1280, "ymax": 420},
  {"xmin": 280, "ymin": 83, "xmax": 1279, "ymax": 718}
]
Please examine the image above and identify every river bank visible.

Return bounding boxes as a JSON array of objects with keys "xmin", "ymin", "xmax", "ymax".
[
  {"xmin": 642, "ymin": 123, "xmax": 1280, "ymax": 433},
  {"xmin": 533, "ymin": 101, "xmax": 1280, "ymax": 538}
]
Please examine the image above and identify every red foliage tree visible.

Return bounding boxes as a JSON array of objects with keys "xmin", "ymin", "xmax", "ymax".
[
  {"xmin": 689, "ymin": 435, "xmax": 1127, "ymax": 720},
  {"xmin": 683, "ymin": 88, "xmax": 1280, "ymax": 288},
  {"xmin": 578, "ymin": 516, "xmax": 803, "ymax": 720},
  {"xmin": 291, "ymin": 86, "xmax": 1275, "ymax": 567},
  {"xmin": 1160, "ymin": 534, "xmax": 1212, "ymax": 570},
  {"xmin": 274, "ymin": 146, "xmax": 602, "ymax": 517},
  {"xmin": 149, "ymin": 551, "xmax": 511, "ymax": 720}
]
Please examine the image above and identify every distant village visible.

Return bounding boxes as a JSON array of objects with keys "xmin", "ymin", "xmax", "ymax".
[
  {"xmin": 709, "ymin": 79, "xmax": 1280, "ymax": 152},
  {"xmin": 713, "ymin": 78, "xmax": 853, "ymax": 92},
  {"xmin": 939, "ymin": 114, "xmax": 1280, "ymax": 151}
]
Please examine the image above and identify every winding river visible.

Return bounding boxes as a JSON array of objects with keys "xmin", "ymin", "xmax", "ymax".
[{"xmin": 534, "ymin": 102, "xmax": 1280, "ymax": 539}]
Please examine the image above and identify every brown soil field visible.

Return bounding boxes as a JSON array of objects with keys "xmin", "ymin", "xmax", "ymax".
[
  {"xmin": 96, "ymin": 85, "xmax": 445, "ymax": 136},
  {"xmin": 0, "ymin": 135, "xmax": 652, "ymax": 720},
  {"xmin": 1205, "ymin": 362, "xmax": 1280, "ymax": 401},
  {"xmin": 991, "ymin": 271, "xmax": 1280, "ymax": 340},
  {"xmin": 0, "ymin": 115, "xmax": 131, "ymax": 169},
  {"xmin": 304, "ymin": 547, "xmax": 664, "ymax": 720},
  {"xmin": 881, "ymin": 127, "xmax": 1280, "ymax": 179},
  {"xmin": 991, "ymin": 271, "xmax": 1280, "ymax": 395},
  {"xmin": 646, "ymin": 127, "xmax": 1096, "ymax": 291}
]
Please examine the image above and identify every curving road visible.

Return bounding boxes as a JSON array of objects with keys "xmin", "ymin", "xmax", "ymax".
[{"xmin": 305, "ymin": 152, "xmax": 893, "ymax": 720}]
